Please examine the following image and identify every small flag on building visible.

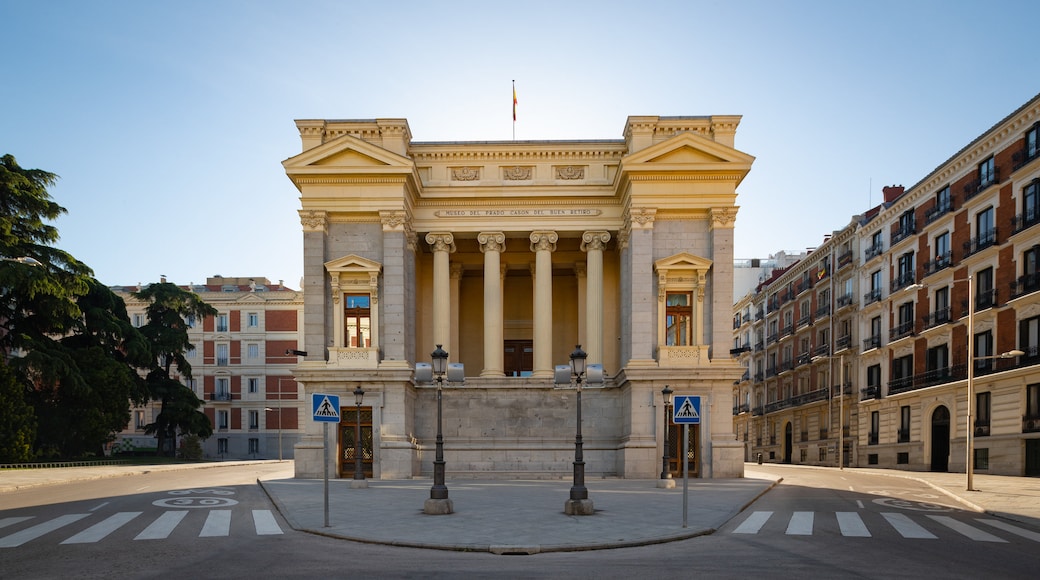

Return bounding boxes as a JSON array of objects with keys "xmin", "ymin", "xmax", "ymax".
[{"xmin": 513, "ymin": 80, "xmax": 518, "ymax": 122}]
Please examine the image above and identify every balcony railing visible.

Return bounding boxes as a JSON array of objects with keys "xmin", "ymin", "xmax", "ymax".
[
  {"xmin": 797, "ymin": 314, "xmax": 812, "ymax": 328},
  {"xmin": 216, "ymin": 357, "xmax": 229, "ymax": 366},
  {"xmin": 1013, "ymin": 147, "xmax": 1040, "ymax": 171},
  {"xmin": 963, "ymin": 228, "xmax": 998, "ymax": 257},
  {"xmin": 865, "ymin": 243, "xmax": 884, "ymax": 261},
  {"xmin": 1012, "ymin": 207, "xmax": 1040, "ymax": 234},
  {"xmin": 836, "ymin": 334, "xmax": 852, "ymax": 351},
  {"xmin": 778, "ymin": 359, "xmax": 795, "ymax": 374},
  {"xmin": 863, "ymin": 335, "xmax": 881, "ymax": 351},
  {"xmin": 816, "ymin": 303, "xmax": 831, "ymax": 318},
  {"xmin": 861, "ymin": 386, "xmax": 881, "ymax": 400},
  {"xmin": 889, "ymin": 320, "xmax": 915, "ymax": 341},
  {"xmin": 864, "ymin": 288, "xmax": 882, "ymax": 305},
  {"xmin": 923, "ymin": 307, "xmax": 951, "ymax": 329},
  {"xmin": 868, "ymin": 432, "xmax": 879, "ymax": 445},
  {"xmin": 962, "ymin": 289, "xmax": 998, "ymax": 316},
  {"xmin": 837, "ymin": 293, "xmax": 855, "ymax": 309},
  {"xmin": 1024, "ymin": 415, "xmax": 1040, "ymax": 433},
  {"xmin": 754, "ymin": 340, "xmax": 765, "ymax": 352},
  {"xmin": 897, "ymin": 428, "xmax": 910, "ymax": 443},
  {"xmin": 963, "ymin": 167, "xmax": 1000, "ymax": 200},
  {"xmin": 209, "ymin": 392, "xmax": 232, "ymax": 402},
  {"xmin": 812, "ymin": 343, "xmax": 830, "ymax": 358},
  {"xmin": 890, "ymin": 271, "xmax": 916, "ymax": 293},
  {"xmin": 925, "ymin": 200, "xmax": 954, "ymax": 225},
  {"xmin": 974, "ymin": 421, "xmax": 990, "ymax": 437},
  {"xmin": 837, "ymin": 250, "xmax": 854, "ymax": 269},
  {"xmin": 1010, "ymin": 272, "xmax": 1040, "ymax": 299},
  {"xmin": 891, "ymin": 224, "xmax": 916, "ymax": 246},
  {"xmin": 755, "ymin": 309, "xmax": 765, "ymax": 321},
  {"xmin": 922, "ymin": 251, "xmax": 953, "ymax": 276}
]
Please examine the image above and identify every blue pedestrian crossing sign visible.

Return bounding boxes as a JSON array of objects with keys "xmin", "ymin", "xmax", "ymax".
[
  {"xmin": 312, "ymin": 393, "xmax": 341, "ymax": 422},
  {"xmin": 673, "ymin": 395, "xmax": 701, "ymax": 424}
]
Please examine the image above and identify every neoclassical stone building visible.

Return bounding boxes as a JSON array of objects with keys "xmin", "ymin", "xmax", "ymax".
[{"xmin": 282, "ymin": 115, "xmax": 753, "ymax": 480}]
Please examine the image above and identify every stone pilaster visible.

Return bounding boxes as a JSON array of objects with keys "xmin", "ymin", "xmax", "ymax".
[{"xmin": 581, "ymin": 231, "xmax": 610, "ymax": 366}]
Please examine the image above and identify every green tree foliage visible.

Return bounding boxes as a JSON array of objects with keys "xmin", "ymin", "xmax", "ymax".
[
  {"xmin": 0, "ymin": 358, "xmax": 35, "ymax": 462},
  {"xmin": 2, "ymin": 154, "xmax": 146, "ymax": 459},
  {"xmin": 134, "ymin": 282, "xmax": 217, "ymax": 455}
]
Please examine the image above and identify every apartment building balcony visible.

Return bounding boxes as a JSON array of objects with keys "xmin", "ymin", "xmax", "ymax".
[
  {"xmin": 836, "ymin": 334, "xmax": 852, "ymax": 352},
  {"xmin": 864, "ymin": 288, "xmax": 882, "ymax": 306},
  {"xmin": 1024, "ymin": 415, "xmax": 1040, "ymax": 433},
  {"xmin": 766, "ymin": 333, "xmax": 779, "ymax": 345},
  {"xmin": 752, "ymin": 406, "xmax": 764, "ymax": 417},
  {"xmin": 733, "ymin": 403, "xmax": 750, "ymax": 415},
  {"xmin": 837, "ymin": 249, "xmax": 854, "ymax": 270},
  {"xmin": 864, "ymin": 242, "xmax": 884, "ymax": 262},
  {"xmin": 766, "ymin": 366, "xmax": 777, "ymax": 378},
  {"xmin": 209, "ymin": 392, "xmax": 233, "ymax": 402},
  {"xmin": 889, "ymin": 320, "xmax": 915, "ymax": 342},
  {"xmin": 897, "ymin": 428, "xmax": 910, "ymax": 443},
  {"xmin": 777, "ymin": 359, "xmax": 795, "ymax": 374},
  {"xmin": 861, "ymin": 385, "xmax": 881, "ymax": 401},
  {"xmin": 922, "ymin": 252, "xmax": 953, "ymax": 277},
  {"xmin": 754, "ymin": 371, "xmax": 764, "ymax": 382},
  {"xmin": 755, "ymin": 309, "xmax": 765, "ymax": 321},
  {"xmin": 891, "ymin": 224, "xmax": 917, "ymax": 246},
  {"xmin": 815, "ymin": 303, "xmax": 831, "ymax": 319},
  {"xmin": 963, "ymin": 228, "xmax": 998, "ymax": 258},
  {"xmin": 1010, "ymin": 272, "xmax": 1040, "ymax": 299},
  {"xmin": 796, "ymin": 313, "xmax": 812, "ymax": 328},
  {"xmin": 754, "ymin": 340, "xmax": 765, "ymax": 352},
  {"xmin": 216, "ymin": 357, "xmax": 229, "ymax": 366},
  {"xmin": 962, "ymin": 168, "xmax": 1000, "ymax": 201},
  {"xmin": 1012, "ymin": 207, "xmax": 1040, "ymax": 234},
  {"xmin": 791, "ymin": 387, "xmax": 829, "ymax": 406},
  {"xmin": 812, "ymin": 343, "xmax": 830, "ymax": 358},
  {"xmin": 862, "ymin": 334, "xmax": 881, "ymax": 351},
  {"xmin": 868, "ymin": 432, "xmax": 879, "ymax": 445},
  {"xmin": 961, "ymin": 288, "xmax": 998, "ymax": 316},
  {"xmin": 923, "ymin": 307, "xmax": 951, "ymax": 330},
  {"xmin": 795, "ymin": 353, "xmax": 811, "ymax": 368},
  {"xmin": 924, "ymin": 199, "xmax": 955, "ymax": 225},
  {"xmin": 890, "ymin": 271, "xmax": 916, "ymax": 293},
  {"xmin": 836, "ymin": 293, "xmax": 855, "ymax": 310},
  {"xmin": 974, "ymin": 421, "xmax": 991, "ymax": 437},
  {"xmin": 779, "ymin": 325, "xmax": 794, "ymax": 340}
]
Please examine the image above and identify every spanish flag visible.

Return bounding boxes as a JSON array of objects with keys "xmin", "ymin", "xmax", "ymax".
[{"xmin": 513, "ymin": 81, "xmax": 517, "ymax": 121}]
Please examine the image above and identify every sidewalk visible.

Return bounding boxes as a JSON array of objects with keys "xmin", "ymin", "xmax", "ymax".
[{"xmin": 3, "ymin": 461, "xmax": 1039, "ymax": 552}]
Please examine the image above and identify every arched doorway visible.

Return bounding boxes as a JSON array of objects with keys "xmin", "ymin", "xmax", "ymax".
[
  {"xmin": 783, "ymin": 422, "xmax": 793, "ymax": 464},
  {"xmin": 930, "ymin": 406, "xmax": 950, "ymax": 472}
]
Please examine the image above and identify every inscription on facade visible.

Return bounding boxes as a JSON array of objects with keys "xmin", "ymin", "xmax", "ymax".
[{"xmin": 435, "ymin": 209, "xmax": 602, "ymax": 218}]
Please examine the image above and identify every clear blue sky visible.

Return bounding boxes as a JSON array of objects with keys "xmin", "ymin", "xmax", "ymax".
[{"xmin": 4, "ymin": 0, "xmax": 1038, "ymax": 289}]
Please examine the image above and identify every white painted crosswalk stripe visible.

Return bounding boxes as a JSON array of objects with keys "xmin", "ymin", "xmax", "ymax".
[
  {"xmin": 0, "ymin": 514, "xmax": 90, "ymax": 548},
  {"xmin": 881, "ymin": 512, "xmax": 937, "ymax": 539},
  {"xmin": 786, "ymin": 511, "xmax": 814, "ymax": 535},
  {"xmin": 134, "ymin": 510, "xmax": 188, "ymax": 540},
  {"xmin": 733, "ymin": 511, "xmax": 772, "ymax": 534},
  {"xmin": 0, "ymin": 517, "xmax": 34, "ymax": 531},
  {"xmin": 976, "ymin": 518, "xmax": 1040, "ymax": 542},
  {"xmin": 836, "ymin": 512, "xmax": 871, "ymax": 537},
  {"xmin": 927, "ymin": 515, "xmax": 1006, "ymax": 543},
  {"xmin": 252, "ymin": 510, "xmax": 283, "ymax": 535},
  {"xmin": 199, "ymin": 510, "xmax": 232, "ymax": 537},
  {"xmin": 62, "ymin": 512, "xmax": 141, "ymax": 544}
]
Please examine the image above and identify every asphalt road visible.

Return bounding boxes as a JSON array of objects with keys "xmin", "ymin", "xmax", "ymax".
[{"xmin": 2, "ymin": 463, "xmax": 1037, "ymax": 579}]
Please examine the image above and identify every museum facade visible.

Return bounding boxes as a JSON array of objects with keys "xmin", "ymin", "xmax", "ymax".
[{"xmin": 282, "ymin": 115, "xmax": 753, "ymax": 480}]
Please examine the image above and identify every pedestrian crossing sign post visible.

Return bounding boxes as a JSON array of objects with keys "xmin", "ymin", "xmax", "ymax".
[
  {"xmin": 312, "ymin": 393, "xmax": 341, "ymax": 422},
  {"xmin": 673, "ymin": 395, "xmax": 701, "ymax": 424},
  {"xmin": 311, "ymin": 392, "xmax": 340, "ymax": 528}
]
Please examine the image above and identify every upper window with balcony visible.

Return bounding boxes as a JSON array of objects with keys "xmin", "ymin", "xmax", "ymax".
[
  {"xmin": 1014, "ymin": 179, "xmax": 1040, "ymax": 234},
  {"xmin": 965, "ymin": 206, "xmax": 997, "ymax": 256},
  {"xmin": 892, "ymin": 209, "xmax": 916, "ymax": 245},
  {"xmin": 926, "ymin": 186, "xmax": 954, "ymax": 225},
  {"xmin": 216, "ymin": 314, "xmax": 229, "ymax": 333},
  {"xmin": 1013, "ymin": 246, "xmax": 1040, "ymax": 299},
  {"xmin": 892, "ymin": 251, "xmax": 915, "ymax": 291},
  {"xmin": 866, "ymin": 230, "xmax": 884, "ymax": 260},
  {"xmin": 979, "ymin": 156, "xmax": 996, "ymax": 189},
  {"xmin": 1014, "ymin": 123, "xmax": 1039, "ymax": 171}
]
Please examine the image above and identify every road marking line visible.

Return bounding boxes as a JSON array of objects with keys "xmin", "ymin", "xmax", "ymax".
[
  {"xmin": 135, "ymin": 511, "xmax": 188, "ymax": 540},
  {"xmin": 61, "ymin": 512, "xmax": 142, "ymax": 544},
  {"xmin": 252, "ymin": 510, "xmax": 283, "ymax": 535},
  {"xmin": 882, "ymin": 512, "xmax": 936, "ymax": 539},
  {"xmin": 786, "ymin": 511, "xmax": 814, "ymax": 535},
  {"xmin": 856, "ymin": 500, "xmax": 864, "ymax": 508},
  {"xmin": 89, "ymin": 502, "xmax": 109, "ymax": 512},
  {"xmin": 733, "ymin": 511, "xmax": 772, "ymax": 534},
  {"xmin": 837, "ymin": 512, "xmax": 871, "ymax": 537},
  {"xmin": 927, "ymin": 515, "xmax": 1006, "ymax": 543},
  {"xmin": 0, "ymin": 514, "xmax": 90, "ymax": 548},
  {"xmin": 977, "ymin": 518, "xmax": 1040, "ymax": 542},
  {"xmin": 199, "ymin": 510, "xmax": 232, "ymax": 537},
  {"xmin": 0, "ymin": 517, "xmax": 34, "ymax": 530}
]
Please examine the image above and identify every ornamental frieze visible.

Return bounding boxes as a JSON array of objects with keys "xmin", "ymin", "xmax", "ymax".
[
  {"xmin": 502, "ymin": 166, "xmax": 533, "ymax": 180},
  {"xmin": 554, "ymin": 165, "xmax": 585, "ymax": 180},
  {"xmin": 451, "ymin": 166, "xmax": 481, "ymax": 181}
]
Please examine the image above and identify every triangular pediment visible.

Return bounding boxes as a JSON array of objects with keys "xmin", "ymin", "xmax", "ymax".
[
  {"xmin": 623, "ymin": 132, "xmax": 755, "ymax": 168},
  {"xmin": 655, "ymin": 252, "xmax": 714, "ymax": 272},
  {"xmin": 282, "ymin": 134, "xmax": 412, "ymax": 171},
  {"xmin": 325, "ymin": 254, "xmax": 382, "ymax": 274},
  {"xmin": 238, "ymin": 294, "xmax": 266, "ymax": 303}
]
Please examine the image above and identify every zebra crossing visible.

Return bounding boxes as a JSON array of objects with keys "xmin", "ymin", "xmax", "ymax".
[
  {"xmin": 0, "ymin": 508, "xmax": 283, "ymax": 548},
  {"xmin": 730, "ymin": 510, "xmax": 1040, "ymax": 543}
]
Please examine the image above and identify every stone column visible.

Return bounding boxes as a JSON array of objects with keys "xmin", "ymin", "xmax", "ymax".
[
  {"xmin": 449, "ymin": 263, "xmax": 463, "ymax": 363},
  {"xmin": 380, "ymin": 210, "xmax": 407, "ymax": 362},
  {"xmin": 425, "ymin": 232, "xmax": 455, "ymax": 357},
  {"xmin": 299, "ymin": 211, "xmax": 328, "ymax": 361},
  {"xmin": 581, "ymin": 231, "xmax": 610, "ymax": 366},
  {"xmin": 479, "ymin": 232, "xmax": 506, "ymax": 376},
  {"xmin": 530, "ymin": 231, "xmax": 558, "ymax": 378}
]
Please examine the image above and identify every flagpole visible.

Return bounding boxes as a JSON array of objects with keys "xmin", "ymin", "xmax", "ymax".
[{"xmin": 512, "ymin": 80, "xmax": 516, "ymax": 141}]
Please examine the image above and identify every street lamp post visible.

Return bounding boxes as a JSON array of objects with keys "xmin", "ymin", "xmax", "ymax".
[
  {"xmin": 658, "ymin": 385, "xmax": 675, "ymax": 488},
  {"xmin": 415, "ymin": 345, "xmax": 463, "ymax": 515},
  {"xmin": 555, "ymin": 345, "xmax": 602, "ymax": 515},
  {"xmin": 351, "ymin": 385, "xmax": 367, "ymax": 488}
]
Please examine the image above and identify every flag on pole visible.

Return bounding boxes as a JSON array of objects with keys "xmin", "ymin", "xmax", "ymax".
[{"xmin": 512, "ymin": 81, "xmax": 517, "ymax": 121}]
